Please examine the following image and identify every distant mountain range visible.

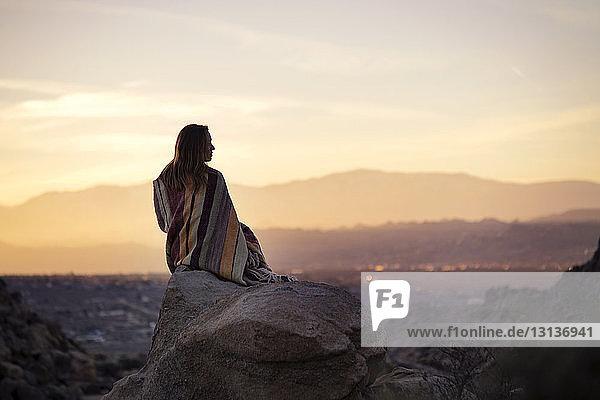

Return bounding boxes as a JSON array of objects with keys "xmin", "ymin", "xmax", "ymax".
[{"xmin": 0, "ymin": 169, "xmax": 599, "ymax": 247}]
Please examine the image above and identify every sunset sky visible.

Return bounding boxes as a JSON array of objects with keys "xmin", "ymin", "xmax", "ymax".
[{"xmin": 1, "ymin": 0, "xmax": 599, "ymax": 206}]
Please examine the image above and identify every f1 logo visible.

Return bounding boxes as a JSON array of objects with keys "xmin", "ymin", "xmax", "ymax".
[{"xmin": 369, "ymin": 280, "xmax": 411, "ymax": 331}]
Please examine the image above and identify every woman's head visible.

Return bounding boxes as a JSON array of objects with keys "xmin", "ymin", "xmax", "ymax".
[
  {"xmin": 174, "ymin": 124, "xmax": 215, "ymax": 163},
  {"xmin": 160, "ymin": 124, "xmax": 216, "ymax": 191}
]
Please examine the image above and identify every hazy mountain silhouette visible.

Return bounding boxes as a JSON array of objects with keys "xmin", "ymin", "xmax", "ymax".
[
  {"xmin": 1, "ymin": 169, "xmax": 599, "ymax": 247},
  {"xmin": 530, "ymin": 208, "xmax": 600, "ymax": 223},
  {"xmin": 230, "ymin": 169, "xmax": 600, "ymax": 229},
  {"xmin": 0, "ymin": 183, "xmax": 161, "ymax": 247}
]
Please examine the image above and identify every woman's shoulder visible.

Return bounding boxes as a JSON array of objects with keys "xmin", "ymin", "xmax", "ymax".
[
  {"xmin": 206, "ymin": 166, "xmax": 226, "ymax": 180},
  {"xmin": 205, "ymin": 166, "xmax": 220, "ymax": 175}
]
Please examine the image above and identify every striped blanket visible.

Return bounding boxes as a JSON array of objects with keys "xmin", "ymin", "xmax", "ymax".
[{"xmin": 153, "ymin": 167, "xmax": 293, "ymax": 285}]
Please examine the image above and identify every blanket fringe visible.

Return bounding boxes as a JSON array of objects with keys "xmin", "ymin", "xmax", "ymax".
[{"xmin": 243, "ymin": 265, "xmax": 297, "ymax": 285}]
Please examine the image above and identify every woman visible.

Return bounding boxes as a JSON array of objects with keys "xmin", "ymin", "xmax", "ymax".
[{"xmin": 153, "ymin": 124, "xmax": 294, "ymax": 285}]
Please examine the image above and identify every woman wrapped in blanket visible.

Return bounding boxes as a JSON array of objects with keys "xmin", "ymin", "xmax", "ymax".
[{"xmin": 153, "ymin": 124, "xmax": 295, "ymax": 285}]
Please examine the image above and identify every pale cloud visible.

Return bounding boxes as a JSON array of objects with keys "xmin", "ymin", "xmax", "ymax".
[
  {"xmin": 120, "ymin": 80, "xmax": 151, "ymax": 89},
  {"xmin": 323, "ymin": 102, "xmax": 438, "ymax": 121},
  {"xmin": 488, "ymin": 0, "xmax": 600, "ymax": 28},
  {"xmin": 43, "ymin": 0, "xmax": 266, "ymax": 45},
  {"xmin": 458, "ymin": 103, "xmax": 600, "ymax": 144},
  {"xmin": 70, "ymin": 132, "xmax": 172, "ymax": 153},
  {"xmin": 13, "ymin": 0, "xmax": 437, "ymax": 76},
  {"xmin": 280, "ymin": 43, "xmax": 436, "ymax": 76},
  {"xmin": 540, "ymin": 4, "xmax": 600, "ymax": 27},
  {"xmin": 515, "ymin": 104, "xmax": 600, "ymax": 135},
  {"xmin": 0, "ymin": 77, "xmax": 437, "ymax": 124},
  {"xmin": 0, "ymin": 79, "xmax": 93, "ymax": 95},
  {"xmin": 510, "ymin": 66, "xmax": 526, "ymax": 79},
  {"xmin": 1, "ymin": 90, "xmax": 274, "ymax": 119},
  {"xmin": 8, "ymin": 132, "xmax": 173, "ymax": 153}
]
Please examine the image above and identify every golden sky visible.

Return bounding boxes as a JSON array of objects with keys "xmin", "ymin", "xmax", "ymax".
[{"xmin": 1, "ymin": 0, "xmax": 599, "ymax": 206}]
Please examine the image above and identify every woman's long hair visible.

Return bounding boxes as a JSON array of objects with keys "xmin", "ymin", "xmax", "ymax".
[{"xmin": 160, "ymin": 124, "xmax": 210, "ymax": 191}]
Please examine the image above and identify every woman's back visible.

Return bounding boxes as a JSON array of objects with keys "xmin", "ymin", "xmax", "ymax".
[{"xmin": 154, "ymin": 166, "xmax": 249, "ymax": 284}]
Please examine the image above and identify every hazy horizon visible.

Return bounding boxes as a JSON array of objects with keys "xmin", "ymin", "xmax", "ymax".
[{"xmin": 1, "ymin": 217, "xmax": 598, "ymax": 275}]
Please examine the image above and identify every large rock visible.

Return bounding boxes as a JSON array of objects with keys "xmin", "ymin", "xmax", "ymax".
[{"xmin": 104, "ymin": 270, "xmax": 385, "ymax": 399}]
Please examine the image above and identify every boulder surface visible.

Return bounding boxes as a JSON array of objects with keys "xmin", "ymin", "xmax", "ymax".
[{"xmin": 104, "ymin": 270, "xmax": 385, "ymax": 400}]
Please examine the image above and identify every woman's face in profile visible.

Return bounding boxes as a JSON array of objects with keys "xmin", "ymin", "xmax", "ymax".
[{"xmin": 205, "ymin": 133, "xmax": 215, "ymax": 162}]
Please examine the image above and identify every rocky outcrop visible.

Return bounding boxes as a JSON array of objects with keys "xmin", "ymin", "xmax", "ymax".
[
  {"xmin": 104, "ymin": 270, "xmax": 389, "ymax": 399},
  {"xmin": 0, "ymin": 278, "xmax": 95, "ymax": 399},
  {"xmin": 0, "ymin": 277, "xmax": 137, "ymax": 399},
  {"xmin": 568, "ymin": 236, "xmax": 600, "ymax": 271}
]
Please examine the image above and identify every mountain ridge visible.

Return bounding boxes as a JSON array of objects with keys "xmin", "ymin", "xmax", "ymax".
[
  {"xmin": 1, "ymin": 169, "xmax": 599, "ymax": 247},
  {"xmin": 5, "ymin": 169, "xmax": 599, "ymax": 209}
]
